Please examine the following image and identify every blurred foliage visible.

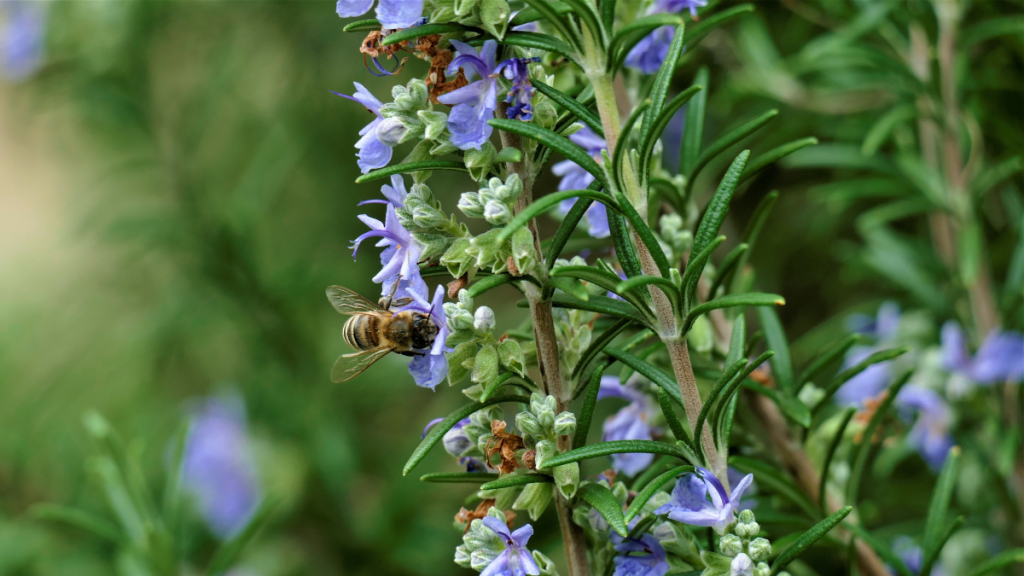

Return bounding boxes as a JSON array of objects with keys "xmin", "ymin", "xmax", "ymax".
[{"xmin": 0, "ymin": 0, "xmax": 1021, "ymax": 574}]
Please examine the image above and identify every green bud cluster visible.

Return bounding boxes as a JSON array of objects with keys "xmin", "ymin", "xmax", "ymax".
[
  {"xmin": 515, "ymin": 394, "xmax": 578, "ymax": 498},
  {"xmin": 455, "ymin": 405, "xmax": 504, "ymax": 460},
  {"xmin": 701, "ymin": 510, "xmax": 782, "ymax": 576},
  {"xmin": 429, "ymin": 0, "xmax": 511, "ymax": 40},
  {"xmin": 454, "ymin": 507, "xmax": 507, "ymax": 571},
  {"xmin": 458, "ymin": 174, "xmax": 524, "ymax": 225},
  {"xmin": 444, "ymin": 290, "xmax": 527, "ymax": 396},
  {"xmin": 659, "ymin": 214, "xmax": 693, "ymax": 262}
]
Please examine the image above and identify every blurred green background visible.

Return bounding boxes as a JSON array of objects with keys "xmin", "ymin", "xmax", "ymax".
[{"xmin": 0, "ymin": 0, "xmax": 1020, "ymax": 574}]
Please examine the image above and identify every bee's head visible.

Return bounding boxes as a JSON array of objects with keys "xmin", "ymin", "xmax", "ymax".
[{"xmin": 410, "ymin": 312, "xmax": 439, "ymax": 350}]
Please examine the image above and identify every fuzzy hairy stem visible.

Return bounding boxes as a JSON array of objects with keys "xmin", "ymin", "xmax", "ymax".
[
  {"xmin": 582, "ymin": 44, "xmax": 728, "ymax": 490},
  {"xmin": 749, "ymin": 394, "xmax": 888, "ymax": 576},
  {"xmin": 498, "ymin": 103, "xmax": 591, "ymax": 576}
]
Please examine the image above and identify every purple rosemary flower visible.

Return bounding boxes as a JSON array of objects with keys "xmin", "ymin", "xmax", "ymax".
[
  {"xmin": 836, "ymin": 302, "xmax": 902, "ymax": 407},
  {"xmin": 441, "ymin": 417, "xmax": 473, "ymax": 456},
  {"xmin": 351, "ymin": 200, "xmax": 427, "ymax": 301},
  {"xmin": 439, "ymin": 40, "xmax": 537, "ymax": 149},
  {"xmin": 480, "ymin": 517, "xmax": 541, "ymax": 576},
  {"xmin": 654, "ymin": 467, "xmax": 754, "ymax": 533},
  {"xmin": 728, "ymin": 467, "xmax": 758, "ymax": 510},
  {"xmin": 335, "ymin": 0, "xmax": 423, "ymax": 30},
  {"xmin": 333, "ymin": 83, "xmax": 392, "ymax": 174},
  {"xmin": 554, "ymin": 126, "xmax": 610, "ymax": 238},
  {"xmin": 610, "ymin": 531, "xmax": 670, "ymax": 576},
  {"xmin": 395, "ymin": 283, "xmax": 450, "ymax": 389},
  {"xmin": 625, "ymin": 0, "xmax": 707, "ymax": 74},
  {"xmin": 896, "ymin": 386, "xmax": 954, "ymax": 470},
  {"xmin": 891, "ymin": 537, "xmax": 945, "ymax": 575},
  {"xmin": 598, "ymin": 377, "xmax": 656, "ymax": 477},
  {"xmin": 941, "ymin": 322, "xmax": 1024, "ymax": 385},
  {"xmin": 1, "ymin": 0, "xmax": 45, "ymax": 81},
  {"xmin": 181, "ymin": 395, "xmax": 260, "ymax": 538}
]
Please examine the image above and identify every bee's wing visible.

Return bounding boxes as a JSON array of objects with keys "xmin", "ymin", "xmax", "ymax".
[
  {"xmin": 331, "ymin": 346, "xmax": 393, "ymax": 383},
  {"xmin": 327, "ymin": 286, "xmax": 383, "ymax": 315}
]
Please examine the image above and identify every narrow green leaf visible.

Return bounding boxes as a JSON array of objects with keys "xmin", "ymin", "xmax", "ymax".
[
  {"xmin": 500, "ymin": 32, "xmax": 579, "ymax": 64},
  {"xmin": 601, "ymin": 0, "xmax": 616, "ymax": 30},
  {"xmin": 542, "ymin": 440, "xmax": 691, "ymax": 469},
  {"xmin": 640, "ymin": 85, "xmax": 703, "ymax": 185},
  {"xmin": 693, "ymin": 359, "xmax": 746, "ymax": 464},
  {"xmin": 480, "ymin": 474, "xmax": 554, "ymax": 491},
  {"xmin": 861, "ymin": 106, "xmax": 916, "ymax": 156},
  {"xmin": 490, "ymin": 118, "xmax": 606, "ymax": 187},
  {"xmin": 714, "ymin": 316, "xmax": 746, "ymax": 450},
  {"xmin": 681, "ymin": 4, "xmax": 755, "ymax": 54},
  {"xmin": 534, "ymin": 80, "xmax": 604, "ymax": 137},
  {"xmin": 701, "ymin": 351, "xmax": 774, "ymax": 458},
  {"xmin": 571, "ymin": 319, "xmax": 633, "ymax": 383},
  {"xmin": 403, "ymin": 394, "xmax": 532, "ymax": 475},
  {"xmin": 613, "ymin": 99, "xmax": 652, "ymax": 191},
  {"xmin": 641, "ymin": 23, "xmax": 687, "ymax": 155},
  {"xmin": 687, "ymin": 152, "xmax": 750, "ymax": 299},
  {"xmin": 355, "ymin": 161, "xmax": 467, "ymax": 183},
  {"xmin": 480, "ymin": 372, "xmax": 534, "ymax": 401},
  {"xmin": 659, "ymin": 388, "xmax": 692, "ymax": 448},
  {"xmin": 614, "ymin": 190, "xmax": 673, "ymax": 278},
  {"xmin": 770, "ymin": 506, "xmax": 853, "ymax": 574},
  {"xmin": 467, "ymin": 274, "xmax": 516, "ymax": 298},
  {"xmin": 740, "ymin": 137, "xmax": 819, "ymax": 184},
  {"xmin": 685, "ymin": 293, "xmax": 784, "ymax": 334},
  {"xmin": 847, "ymin": 370, "xmax": 912, "ymax": 506},
  {"xmin": 342, "ymin": 18, "xmax": 380, "ymax": 32},
  {"xmin": 553, "ymin": 265, "xmax": 653, "ymax": 317},
  {"xmin": 681, "ymin": 235, "xmax": 727, "ymax": 309},
  {"xmin": 497, "ymin": 189, "xmax": 617, "ymax": 243},
  {"xmin": 799, "ymin": 334, "xmax": 861, "ymax": 388},
  {"xmin": 707, "ymin": 243, "xmax": 747, "ymax": 300},
  {"xmin": 420, "ymin": 472, "xmax": 501, "ymax": 483},
  {"xmin": 574, "ymin": 363, "xmax": 608, "ymax": 449},
  {"xmin": 560, "ymin": 0, "xmax": 606, "ymax": 47},
  {"xmin": 609, "ymin": 14, "xmax": 685, "ymax": 66},
  {"xmin": 380, "ymin": 23, "xmax": 478, "ymax": 46},
  {"xmin": 688, "ymin": 112, "xmax": 774, "ymax": 183},
  {"xmin": 546, "ymin": 179, "xmax": 604, "ymax": 268},
  {"xmin": 206, "ymin": 496, "xmax": 279, "ymax": 576},
  {"xmin": 961, "ymin": 15, "xmax": 1024, "ymax": 46},
  {"xmin": 625, "ymin": 465, "xmax": 696, "ymax": 523},
  {"xmin": 813, "ymin": 347, "xmax": 910, "ymax": 415},
  {"xmin": 680, "ymin": 66, "xmax": 709, "ymax": 176},
  {"xmin": 921, "ymin": 517, "xmax": 964, "ymax": 576},
  {"xmin": 818, "ymin": 407, "xmax": 856, "ymax": 513},
  {"xmin": 617, "ymin": 276, "xmax": 681, "ymax": 311},
  {"xmin": 510, "ymin": 2, "xmax": 574, "ymax": 26},
  {"xmin": 609, "ymin": 211, "xmax": 643, "ymax": 278},
  {"xmin": 578, "ymin": 482, "xmax": 629, "ymax": 536},
  {"xmin": 521, "ymin": 0, "xmax": 582, "ymax": 49},
  {"xmin": 550, "ymin": 276, "xmax": 590, "ymax": 301},
  {"xmin": 757, "ymin": 306, "xmax": 795, "ymax": 397},
  {"xmin": 922, "ymin": 446, "xmax": 962, "ymax": 568},
  {"xmin": 30, "ymin": 504, "xmax": 122, "ymax": 543},
  {"xmin": 731, "ymin": 456, "xmax": 820, "ymax": 520},
  {"xmin": 965, "ymin": 548, "xmax": 1024, "ymax": 576},
  {"xmin": 548, "ymin": 293, "xmax": 651, "ymax": 326},
  {"xmin": 604, "ymin": 347, "xmax": 685, "ymax": 409}
]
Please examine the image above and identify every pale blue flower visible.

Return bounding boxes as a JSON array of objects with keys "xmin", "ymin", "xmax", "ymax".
[
  {"xmin": 335, "ymin": 0, "xmax": 423, "ymax": 29},
  {"xmin": 625, "ymin": 0, "xmax": 707, "ymax": 74},
  {"xmin": 654, "ymin": 467, "xmax": 754, "ymax": 533},
  {"xmin": 1, "ymin": 0, "xmax": 44, "ymax": 81},
  {"xmin": 181, "ymin": 395, "xmax": 260, "ymax": 538},
  {"xmin": 334, "ymin": 83, "xmax": 393, "ymax": 174},
  {"xmin": 439, "ymin": 40, "xmax": 500, "ymax": 150},
  {"xmin": 396, "ymin": 283, "xmax": 450, "ymax": 390},
  {"xmin": 891, "ymin": 537, "xmax": 945, "ymax": 575},
  {"xmin": 836, "ymin": 302, "xmax": 902, "ymax": 407},
  {"xmin": 598, "ymin": 376, "xmax": 655, "ymax": 477},
  {"xmin": 896, "ymin": 386, "xmax": 954, "ymax": 470},
  {"xmin": 554, "ymin": 126, "xmax": 610, "ymax": 238},
  {"xmin": 611, "ymin": 528, "xmax": 670, "ymax": 576},
  {"xmin": 351, "ymin": 203, "xmax": 426, "ymax": 300},
  {"xmin": 941, "ymin": 322, "xmax": 1024, "ymax": 385},
  {"xmin": 481, "ymin": 517, "xmax": 541, "ymax": 576}
]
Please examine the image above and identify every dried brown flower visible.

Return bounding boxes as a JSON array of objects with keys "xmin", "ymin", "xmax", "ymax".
[
  {"xmin": 360, "ymin": 30, "xmax": 409, "ymax": 75},
  {"xmin": 485, "ymin": 420, "xmax": 526, "ymax": 476},
  {"xmin": 749, "ymin": 368, "xmax": 775, "ymax": 388},
  {"xmin": 412, "ymin": 34, "xmax": 469, "ymax": 103},
  {"xmin": 455, "ymin": 499, "xmax": 516, "ymax": 533},
  {"xmin": 522, "ymin": 449, "xmax": 537, "ymax": 470},
  {"xmin": 506, "ymin": 255, "xmax": 520, "ymax": 276},
  {"xmin": 448, "ymin": 275, "xmax": 468, "ymax": 298}
]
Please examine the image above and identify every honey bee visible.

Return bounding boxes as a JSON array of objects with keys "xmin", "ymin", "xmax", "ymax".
[{"xmin": 326, "ymin": 285, "xmax": 439, "ymax": 383}]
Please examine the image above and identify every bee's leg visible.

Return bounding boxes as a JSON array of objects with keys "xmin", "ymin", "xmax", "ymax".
[
  {"xmin": 379, "ymin": 277, "xmax": 403, "ymax": 310},
  {"xmin": 396, "ymin": 350, "xmax": 427, "ymax": 357}
]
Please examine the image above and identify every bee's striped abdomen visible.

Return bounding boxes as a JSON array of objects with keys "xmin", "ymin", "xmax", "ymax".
[{"xmin": 344, "ymin": 314, "xmax": 383, "ymax": 351}]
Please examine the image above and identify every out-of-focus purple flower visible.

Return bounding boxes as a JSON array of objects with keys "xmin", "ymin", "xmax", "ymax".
[
  {"xmin": 441, "ymin": 417, "xmax": 473, "ymax": 456},
  {"xmin": 624, "ymin": 0, "xmax": 707, "ymax": 74},
  {"xmin": 335, "ymin": 0, "xmax": 423, "ymax": 29},
  {"xmin": 611, "ymin": 531, "xmax": 670, "ymax": 576},
  {"xmin": 352, "ymin": 204, "xmax": 426, "ymax": 299},
  {"xmin": 941, "ymin": 322, "xmax": 1024, "ymax": 385},
  {"xmin": 1, "ymin": 0, "xmax": 44, "ymax": 81},
  {"xmin": 480, "ymin": 517, "xmax": 541, "ymax": 576},
  {"xmin": 891, "ymin": 537, "xmax": 945, "ymax": 576},
  {"xmin": 727, "ymin": 467, "xmax": 758, "ymax": 510},
  {"xmin": 836, "ymin": 302, "xmax": 902, "ymax": 407},
  {"xmin": 608, "ymin": 268, "xmax": 627, "ymax": 301},
  {"xmin": 334, "ymin": 83, "xmax": 393, "ymax": 174},
  {"xmin": 181, "ymin": 395, "xmax": 260, "ymax": 538},
  {"xmin": 554, "ymin": 126, "xmax": 609, "ymax": 238},
  {"xmin": 654, "ymin": 467, "xmax": 753, "ymax": 534},
  {"xmin": 495, "ymin": 57, "xmax": 540, "ymax": 121},
  {"xmin": 896, "ymin": 386, "xmax": 954, "ymax": 470},
  {"xmin": 397, "ymin": 283, "xmax": 450, "ymax": 390},
  {"xmin": 598, "ymin": 377, "xmax": 656, "ymax": 477}
]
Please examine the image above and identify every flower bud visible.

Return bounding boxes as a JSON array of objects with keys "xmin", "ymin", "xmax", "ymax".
[
  {"xmin": 512, "ymin": 482, "xmax": 553, "ymax": 521},
  {"xmin": 720, "ymin": 534, "xmax": 744, "ymax": 557},
  {"xmin": 458, "ymin": 191, "xmax": 484, "ymax": 218},
  {"xmin": 418, "ymin": 109, "xmax": 448, "ymax": 140},
  {"xmin": 412, "ymin": 204, "xmax": 447, "ymax": 228},
  {"xmin": 470, "ymin": 548, "xmax": 500, "ymax": 572},
  {"xmin": 445, "ymin": 303, "xmax": 475, "ymax": 331},
  {"xmin": 442, "ymin": 423, "xmax": 473, "ymax": 457},
  {"xmin": 534, "ymin": 438, "xmax": 556, "ymax": 469},
  {"xmin": 553, "ymin": 411, "xmax": 576, "ymax": 436},
  {"xmin": 375, "ymin": 117, "xmax": 408, "ymax": 146},
  {"xmin": 554, "ymin": 463, "xmax": 579, "ymax": 499},
  {"xmin": 738, "ymin": 509, "xmax": 756, "ymax": 524},
  {"xmin": 516, "ymin": 411, "xmax": 543, "ymax": 437},
  {"xmin": 755, "ymin": 562, "xmax": 774, "ymax": 576},
  {"xmin": 454, "ymin": 545, "xmax": 472, "ymax": 568},
  {"xmin": 458, "ymin": 289, "xmax": 474, "ymax": 309},
  {"xmin": 748, "ymin": 538, "xmax": 771, "ymax": 562},
  {"xmin": 474, "ymin": 306, "xmax": 496, "ymax": 333},
  {"xmin": 730, "ymin": 553, "xmax": 754, "ymax": 576},
  {"xmin": 483, "ymin": 200, "xmax": 512, "ymax": 225}
]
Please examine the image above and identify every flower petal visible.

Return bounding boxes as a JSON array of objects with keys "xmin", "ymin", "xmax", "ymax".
[
  {"xmin": 376, "ymin": 0, "xmax": 424, "ymax": 29},
  {"xmin": 335, "ymin": 0, "xmax": 375, "ymax": 19},
  {"xmin": 482, "ymin": 516, "xmax": 512, "ymax": 539}
]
